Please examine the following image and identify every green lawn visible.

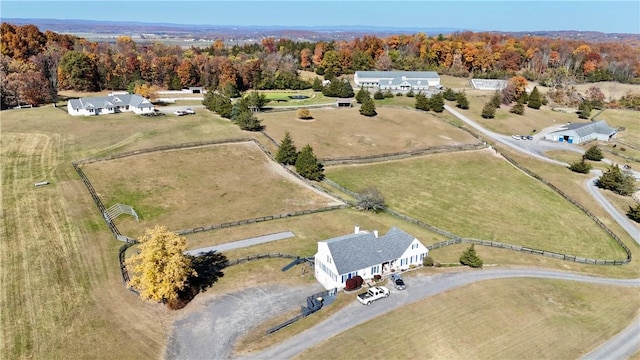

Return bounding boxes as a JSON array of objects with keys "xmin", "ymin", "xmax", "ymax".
[{"xmin": 325, "ymin": 149, "xmax": 626, "ymax": 259}]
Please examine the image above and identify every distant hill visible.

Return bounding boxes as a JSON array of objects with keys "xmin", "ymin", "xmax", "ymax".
[{"xmin": 3, "ymin": 18, "xmax": 639, "ymax": 44}]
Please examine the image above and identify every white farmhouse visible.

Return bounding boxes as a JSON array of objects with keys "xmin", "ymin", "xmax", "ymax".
[
  {"xmin": 354, "ymin": 71, "xmax": 441, "ymax": 92},
  {"xmin": 544, "ymin": 120, "xmax": 617, "ymax": 144},
  {"xmin": 67, "ymin": 94, "xmax": 154, "ymax": 116},
  {"xmin": 314, "ymin": 226, "xmax": 429, "ymax": 290}
]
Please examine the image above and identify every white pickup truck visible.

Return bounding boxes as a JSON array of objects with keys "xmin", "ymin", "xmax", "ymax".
[{"xmin": 357, "ymin": 286, "xmax": 390, "ymax": 305}]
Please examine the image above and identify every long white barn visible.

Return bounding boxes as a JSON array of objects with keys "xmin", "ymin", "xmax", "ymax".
[
  {"xmin": 354, "ymin": 71, "xmax": 441, "ymax": 92},
  {"xmin": 314, "ymin": 226, "xmax": 428, "ymax": 290},
  {"xmin": 67, "ymin": 94, "xmax": 154, "ymax": 116}
]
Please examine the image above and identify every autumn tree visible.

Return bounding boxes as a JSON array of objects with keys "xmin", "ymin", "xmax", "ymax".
[
  {"xmin": 295, "ymin": 145, "xmax": 324, "ymax": 181},
  {"xmin": 585, "ymin": 86, "xmax": 605, "ymax": 108},
  {"xmin": 125, "ymin": 226, "xmax": 196, "ymax": 304},
  {"xmin": 133, "ymin": 82, "xmax": 158, "ymax": 102},
  {"xmin": 275, "ymin": 131, "xmax": 299, "ymax": 165},
  {"xmin": 297, "ymin": 108, "xmax": 312, "ymax": 120},
  {"xmin": 58, "ymin": 50, "xmax": 99, "ymax": 91}
]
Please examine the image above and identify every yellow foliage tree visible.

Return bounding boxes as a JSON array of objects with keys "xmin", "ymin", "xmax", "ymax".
[
  {"xmin": 133, "ymin": 82, "xmax": 158, "ymax": 102},
  {"xmin": 125, "ymin": 225, "xmax": 195, "ymax": 303}
]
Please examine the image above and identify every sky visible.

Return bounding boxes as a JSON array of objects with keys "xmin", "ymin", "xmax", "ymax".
[{"xmin": 1, "ymin": 1, "xmax": 639, "ymax": 34}]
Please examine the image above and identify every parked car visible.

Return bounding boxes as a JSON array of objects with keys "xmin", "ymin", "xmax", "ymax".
[
  {"xmin": 390, "ymin": 274, "xmax": 406, "ymax": 290},
  {"xmin": 512, "ymin": 134, "xmax": 522, "ymax": 140},
  {"xmin": 525, "ymin": 135, "xmax": 534, "ymax": 140},
  {"xmin": 357, "ymin": 286, "xmax": 389, "ymax": 305},
  {"xmin": 173, "ymin": 110, "xmax": 187, "ymax": 116},
  {"xmin": 184, "ymin": 108, "xmax": 196, "ymax": 114}
]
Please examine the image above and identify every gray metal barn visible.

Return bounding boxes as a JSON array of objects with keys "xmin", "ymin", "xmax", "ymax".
[{"xmin": 544, "ymin": 120, "xmax": 617, "ymax": 144}]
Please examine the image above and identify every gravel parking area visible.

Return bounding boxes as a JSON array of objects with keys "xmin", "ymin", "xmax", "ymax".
[{"xmin": 164, "ymin": 282, "xmax": 324, "ymax": 359}]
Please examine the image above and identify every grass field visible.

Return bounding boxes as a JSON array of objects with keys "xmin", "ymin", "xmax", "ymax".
[
  {"xmin": 325, "ymin": 149, "xmax": 626, "ymax": 259},
  {"xmin": 1, "ymin": 89, "xmax": 638, "ymax": 360},
  {"xmin": 257, "ymin": 89, "xmax": 334, "ymax": 107},
  {"xmin": 297, "ymin": 278, "xmax": 640, "ymax": 360},
  {"xmin": 82, "ymin": 142, "xmax": 341, "ymax": 238},
  {"xmin": 260, "ymin": 107, "xmax": 479, "ymax": 158}
]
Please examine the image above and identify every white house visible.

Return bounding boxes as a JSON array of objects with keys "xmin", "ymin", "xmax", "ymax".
[
  {"xmin": 544, "ymin": 120, "xmax": 617, "ymax": 144},
  {"xmin": 67, "ymin": 94, "xmax": 154, "ymax": 116},
  {"xmin": 314, "ymin": 226, "xmax": 429, "ymax": 290},
  {"xmin": 354, "ymin": 71, "xmax": 441, "ymax": 92}
]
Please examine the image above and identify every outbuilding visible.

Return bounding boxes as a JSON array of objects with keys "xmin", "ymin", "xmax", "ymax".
[{"xmin": 544, "ymin": 120, "xmax": 617, "ymax": 144}]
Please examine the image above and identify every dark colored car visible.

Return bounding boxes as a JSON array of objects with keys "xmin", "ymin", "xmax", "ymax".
[
  {"xmin": 390, "ymin": 274, "xmax": 406, "ymax": 290},
  {"xmin": 525, "ymin": 135, "xmax": 534, "ymax": 140}
]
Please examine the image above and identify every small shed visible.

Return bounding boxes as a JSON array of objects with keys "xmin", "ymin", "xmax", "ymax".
[
  {"xmin": 336, "ymin": 98, "xmax": 353, "ymax": 108},
  {"xmin": 188, "ymin": 87, "xmax": 203, "ymax": 94}
]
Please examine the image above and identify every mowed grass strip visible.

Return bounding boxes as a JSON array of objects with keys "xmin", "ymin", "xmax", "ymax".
[
  {"xmin": 261, "ymin": 107, "xmax": 479, "ymax": 158},
  {"xmin": 325, "ymin": 149, "xmax": 625, "ymax": 259},
  {"xmin": 82, "ymin": 142, "xmax": 340, "ymax": 237},
  {"xmin": 297, "ymin": 278, "xmax": 640, "ymax": 360}
]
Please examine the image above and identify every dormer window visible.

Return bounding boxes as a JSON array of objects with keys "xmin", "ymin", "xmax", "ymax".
[{"xmin": 327, "ymin": 255, "xmax": 332, "ymax": 264}]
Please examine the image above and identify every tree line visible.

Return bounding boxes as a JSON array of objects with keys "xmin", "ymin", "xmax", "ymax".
[{"xmin": 2, "ymin": 22, "xmax": 640, "ymax": 109}]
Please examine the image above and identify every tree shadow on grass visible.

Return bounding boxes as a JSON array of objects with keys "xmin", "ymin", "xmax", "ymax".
[{"xmin": 168, "ymin": 251, "xmax": 228, "ymax": 310}]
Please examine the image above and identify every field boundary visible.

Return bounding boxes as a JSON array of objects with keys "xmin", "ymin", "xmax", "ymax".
[{"xmin": 320, "ymin": 143, "xmax": 486, "ymax": 165}]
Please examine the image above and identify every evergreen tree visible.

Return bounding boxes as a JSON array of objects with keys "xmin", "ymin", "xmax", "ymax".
[
  {"xmin": 234, "ymin": 111, "xmax": 263, "ymax": 131},
  {"xmin": 203, "ymin": 92, "xmax": 232, "ymax": 118},
  {"xmin": 356, "ymin": 87, "xmax": 370, "ymax": 104},
  {"xmin": 568, "ymin": 157, "xmax": 592, "ymax": 174},
  {"xmin": 430, "ymin": 93, "xmax": 445, "ymax": 112},
  {"xmin": 584, "ymin": 145, "xmax": 604, "ymax": 161},
  {"xmin": 578, "ymin": 102, "xmax": 591, "ymax": 119},
  {"xmin": 455, "ymin": 91, "xmax": 469, "ymax": 109},
  {"xmin": 490, "ymin": 91, "xmax": 502, "ymax": 108},
  {"xmin": 373, "ymin": 89, "xmax": 385, "ymax": 100},
  {"xmin": 415, "ymin": 93, "xmax": 430, "ymax": 111},
  {"xmin": 510, "ymin": 100, "xmax": 525, "ymax": 115},
  {"xmin": 527, "ymin": 86, "xmax": 542, "ymax": 109},
  {"xmin": 443, "ymin": 88, "xmax": 457, "ymax": 101},
  {"xmin": 245, "ymin": 91, "xmax": 268, "ymax": 112},
  {"xmin": 125, "ymin": 226, "xmax": 195, "ymax": 304},
  {"xmin": 340, "ymin": 80, "xmax": 355, "ymax": 98},
  {"xmin": 295, "ymin": 145, "xmax": 324, "ymax": 181},
  {"xmin": 459, "ymin": 244, "xmax": 483, "ymax": 268},
  {"xmin": 596, "ymin": 164, "xmax": 636, "ymax": 196},
  {"xmin": 481, "ymin": 102, "xmax": 496, "ymax": 119},
  {"xmin": 312, "ymin": 77, "xmax": 323, "ymax": 91},
  {"xmin": 627, "ymin": 204, "xmax": 640, "ymax": 223},
  {"xmin": 275, "ymin": 131, "xmax": 298, "ymax": 165},
  {"xmin": 359, "ymin": 97, "xmax": 377, "ymax": 116},
  {"xmin": 406, "ymin": 89, "xmax": 415, "ymax": 97}
]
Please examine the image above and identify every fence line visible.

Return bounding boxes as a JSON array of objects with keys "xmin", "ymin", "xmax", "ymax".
[
  {"xmin": 320, "ymin": 143, "xmax": 487, "ymax": 166},
  {"xmin": 224, "ymin": 252, "xmax": 300, "ymax": 267},
  {"xmin": 174, "ymin": 205, "xmax": 347, "ymax": 235}
]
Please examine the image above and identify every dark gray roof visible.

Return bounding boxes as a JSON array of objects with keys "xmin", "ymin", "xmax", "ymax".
[
  {"xmin": 69, "ymin": 94, "xmax": 153, "ymax": 111},
  {"xmin": 555, "ymin": 120, "xmax": 616, "ymax": 137},
  {"xmin": 323, "ymin": 227, "xmax": 418, "ymax": 275},
  {"xmin": 356, "ymin": 71, "xmax": 440, "ymax": 79}
]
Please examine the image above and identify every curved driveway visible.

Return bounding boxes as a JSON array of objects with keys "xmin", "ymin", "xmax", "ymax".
[{"xmin": 243, "ymin": 269, "xmax": 640, "ymax": 360}]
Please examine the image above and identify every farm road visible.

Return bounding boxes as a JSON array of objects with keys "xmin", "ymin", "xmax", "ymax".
[{"xmin": 164, "ymin": 269, "xmax": 639, "ymax": 360}]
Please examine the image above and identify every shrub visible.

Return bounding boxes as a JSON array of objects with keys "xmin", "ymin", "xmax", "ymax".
[
  {"xmin": 406, "ymin": 89, "xmax": 415, "ymax": 97},
  {"xmin": 297, "ymin": 108, "xmax": 312, "ymax": 120},
  {"xmin": 627, "ymin": 204, "xmax": 640, "ymax": 223},
  {"xmin": 373, "ymin": 90, "xmax": 385, "ymax": 100},
  {"xmin": 409, "ymin": 264, "xmax": 416, "ymax": 269},
  {"xmin": 434, "ymin": 262, "xmax": 442, "ymax": 267},
  {"xmin": 423, "ymin": 256, "xmax": 434, "ymax": 267},
  {"xmin": 354, "ymin": 275, "xmax": 364, "ymax": 288},
  {"xmin": 481, "ymin": 102, "xmax": 496, "ymax": 119},
  {"xmin": 384, "ymin": 90, "xmax": 394, "ymax": 98},
  {"xmin": 510, "ymin": 101, "xmax": 525, "ymax": 115},
  {"xmin": 373, "ymin": 274, "xmax": 382, "ymax": 281},
  {"xmin": 345, "ymin": 278, "xmax": 358, "ymax": 290},
  {"xmin": 596, "ymin": 164, "xmax": 636, "ymax": 196},
  {"xmin": 396, "ymin": 92, "xmax": 403, "ymax": 97}
]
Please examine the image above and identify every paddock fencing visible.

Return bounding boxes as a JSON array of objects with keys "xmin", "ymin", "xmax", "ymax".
[{"xmin": 266, "ymin": 288, "xmax": 337, "ymax": 335}]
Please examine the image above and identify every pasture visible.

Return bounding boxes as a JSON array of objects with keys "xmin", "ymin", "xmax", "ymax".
[
  {"xmin": 297, "ymin": 278, "xmax": 640, "ymax": 360},
  {"xmin": 325, "ymin": 149, "xmax": 626, "ymax": 259},
  {"xmin": 260, "ymin": 107, "xmax": 480, "ymax": 158},
  {"xmin": 81, "ymin": 142, "xmax": 342, "ymax": 238},
  {"xmin": 1, "ymin": 87, "xmax": 638, "ymax": 360}
]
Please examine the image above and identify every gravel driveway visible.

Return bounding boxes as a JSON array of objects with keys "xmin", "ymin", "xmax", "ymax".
[{"xmin": 164, "ymin": 283, "xmax": 324, "ymax": 360}]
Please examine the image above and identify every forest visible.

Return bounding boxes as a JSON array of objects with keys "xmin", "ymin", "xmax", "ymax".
[{"xmin": 1, "ymin": 22, "xmax": 639, "ymax": 109}]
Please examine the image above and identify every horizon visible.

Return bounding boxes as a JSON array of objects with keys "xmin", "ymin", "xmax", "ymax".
[{"xmin": 1, "ymin": 1, "xmax": 639, "ymax": 35}]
